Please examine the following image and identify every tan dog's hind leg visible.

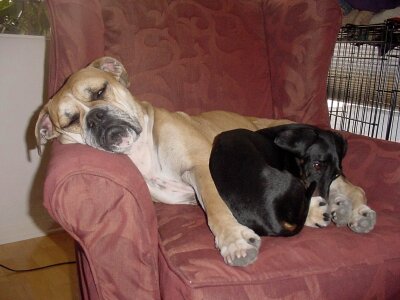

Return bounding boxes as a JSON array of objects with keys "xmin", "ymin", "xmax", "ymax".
[
  {"xmin": 329, "ymin": 176, "xmax": 376, "ymax": 233},
  {"xmin": 183, "ymin": 165, "xmax": 261, "ymax": 266}
]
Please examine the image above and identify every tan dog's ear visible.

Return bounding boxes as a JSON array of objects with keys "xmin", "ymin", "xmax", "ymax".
[
  {"xmin": 35, "ymin": 104, "xmax": 60, "ymax": 155},
  {"xmin": 89, "ymin": 56, "xmax": 130, "ymax": 88}
]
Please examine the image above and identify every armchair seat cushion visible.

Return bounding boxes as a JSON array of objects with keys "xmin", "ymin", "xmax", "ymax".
[{"xmin": 155, "ymin": 193, "xmax": 400, "ymax": 299}]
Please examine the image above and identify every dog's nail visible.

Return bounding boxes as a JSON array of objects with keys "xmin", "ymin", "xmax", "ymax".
[
  {"xmin": 315, "ymin": 223, "xmax": 322, "ymax": 228},
  {"xmin": 249, "ymin": 238, "xmax": 256, "ymax": 244}
]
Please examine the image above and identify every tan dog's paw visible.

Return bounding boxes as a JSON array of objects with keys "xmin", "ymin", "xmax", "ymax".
[
  {"xmin": 305, "ymin": 196, "xmax": 331, "ymax": 228},
  {"xmin": 349, "ymin": 204, "xmax": 376, "ymax": 233},
  {"xmin": 330, "ymin": 192, "xmax": 353, "ymax": 226},
  {"xmin": 216, "ymin": 225, "xmax": 261, "ymax": 267}
]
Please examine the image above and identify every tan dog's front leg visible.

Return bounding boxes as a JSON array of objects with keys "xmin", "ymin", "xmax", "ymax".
[
  {"xmin": 329, "ymin": 176, "xmax": 376, "ymax": 233},
  {"xmin": 183, "ymin": 166, "xmax": 261, "ymax": 266},
  {"xmin": 305, "ymin": 196, "xmax": 331, "ymax": 228}
]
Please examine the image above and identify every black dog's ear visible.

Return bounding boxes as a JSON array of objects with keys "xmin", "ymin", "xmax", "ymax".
[
  {"xmin": 332, "ymin": 132, "xmax": 348, "ymax": 161},
  {"xmin": 274, "ymin": 128, "xmax": 317, "ymax": 157}
]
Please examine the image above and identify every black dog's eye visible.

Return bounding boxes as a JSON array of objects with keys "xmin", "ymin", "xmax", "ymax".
[
  {"xmin": 313, "ymin": 161, "xmax": 322, "ymax": 171},
  {"xmin": 91, "ymin": 83, "xmax": 108, "ymax": 100}
]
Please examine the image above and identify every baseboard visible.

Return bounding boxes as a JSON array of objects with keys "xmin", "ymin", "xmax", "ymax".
[{"xmin": 0, "ymin": 216, "xmax": 61, "ymax": 245}]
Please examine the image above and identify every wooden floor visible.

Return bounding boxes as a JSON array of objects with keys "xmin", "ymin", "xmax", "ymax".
[{"xmin": 0, "ymin": 231, "xmax": 79, "ymax": 300}]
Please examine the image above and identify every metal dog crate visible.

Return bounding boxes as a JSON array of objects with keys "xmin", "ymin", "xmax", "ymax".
[{"xmin": 327, "ymin": 21, "xmax": 400, "ymax": 142}]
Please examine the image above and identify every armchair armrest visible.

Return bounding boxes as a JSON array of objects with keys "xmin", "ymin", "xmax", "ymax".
[
  {"xmin": 340, "ymin": 133, "xmax": 400, "ymax": 209},
  {"xmin": 263, "ymin": 0, "xmax": 342, "ymax": 127},
  {"xmin": 43, "ymin": 141, "xmax": 160, "ymax": 299}
]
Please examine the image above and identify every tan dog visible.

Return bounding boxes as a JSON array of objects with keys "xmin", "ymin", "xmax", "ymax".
[{"xmin": 35, "ymin": 57, "xmax": 376, "ymax": 266}]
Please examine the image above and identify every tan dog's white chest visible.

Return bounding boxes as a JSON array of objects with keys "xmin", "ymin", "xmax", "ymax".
[{"xmin": 127, "ymin": 118, "xmax": 196, "ymax": 205}]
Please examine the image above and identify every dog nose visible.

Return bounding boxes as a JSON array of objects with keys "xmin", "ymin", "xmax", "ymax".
[
  {"xmin": 95, "ymin": 111, "xmax": 104, "ymax": 120},
  {"xmin": 86, "ymin": 109, "xmax": 106, "ymax": 128}
]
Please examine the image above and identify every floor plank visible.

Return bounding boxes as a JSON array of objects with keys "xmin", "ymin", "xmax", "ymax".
[{"xmin": 0, "ymin": 231, "xmax": 79, "ymax": 300}]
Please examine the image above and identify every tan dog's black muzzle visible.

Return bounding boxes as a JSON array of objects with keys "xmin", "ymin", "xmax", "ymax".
[{"xmin": 86, "ymin": 107, "xmax": 142, "ymax": 153}]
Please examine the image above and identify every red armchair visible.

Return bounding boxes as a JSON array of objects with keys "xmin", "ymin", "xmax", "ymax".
[{"xmin": 42, "ymin": 0, "xmax": 400, "ymax": 299}]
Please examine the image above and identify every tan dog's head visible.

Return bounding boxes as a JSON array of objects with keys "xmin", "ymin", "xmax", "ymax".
[{"xmin": 35, "ymin": 57, "xmax": 143, "ymax": 155}]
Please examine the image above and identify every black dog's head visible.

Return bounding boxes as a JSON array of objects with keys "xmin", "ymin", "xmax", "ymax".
[{"xmin": 273, "ymin": 124, "xmax": 347, "ymax": 199}]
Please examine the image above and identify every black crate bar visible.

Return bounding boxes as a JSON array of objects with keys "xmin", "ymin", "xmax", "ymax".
[{"xmin": 327, "ymin": 20, "xmax": 400, "ymax": 142}]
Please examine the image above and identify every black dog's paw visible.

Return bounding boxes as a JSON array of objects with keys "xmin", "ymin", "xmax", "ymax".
[
  {"xmin": 330, "ymin": 193, "xmax": 353, "ymax": 226},
  {"xmin": 305, "ymin": 196, "xmax": 331, "ymax": 228},
  {"xmin": 349, "ymin": 205, "xmax": 376, "ymax": 233}
]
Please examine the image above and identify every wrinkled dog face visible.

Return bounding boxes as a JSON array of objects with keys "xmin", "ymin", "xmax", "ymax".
[
  {"xmin": 35, "ymin": 57, "xmax": 143, "ymax": 154},
  {"xmin": 84, "ymin": 105, "xmax": 141, "ymax": 153}
]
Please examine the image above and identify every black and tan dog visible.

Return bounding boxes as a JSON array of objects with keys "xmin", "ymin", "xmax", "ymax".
[
  {"xmin": 35, "ymin": 57, "xmax": 376, "ymax": 266},
  {"xmin": 209, "ymin": 124, "xmax": 347, "ymax": 237}
]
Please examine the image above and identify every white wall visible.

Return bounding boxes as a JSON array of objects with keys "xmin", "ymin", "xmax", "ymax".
[{"xmin": 0, "ymin": 34, "xmax": 59, "ymax": 244}]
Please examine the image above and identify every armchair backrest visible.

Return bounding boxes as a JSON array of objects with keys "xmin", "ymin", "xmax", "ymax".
[{"xmin": 46, "ymin": 0, "xmax": 341, "ymax": 126}]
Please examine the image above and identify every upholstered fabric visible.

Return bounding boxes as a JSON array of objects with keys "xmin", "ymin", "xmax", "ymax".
[
  {"xmin": 46, "ymin": 0, "xmax": 105, "ymax": 96},
  {"xmin": 42, "ymin": 0, "xmax": 400, "ymax": 299},
  {"xmin": 262, "ymin": 0, "xmax": 341, "ymax": 126},
  {"xmin": 341, "ymin": 133, "xmax": 400, "ymax": 201},
  {"xmin": 101, "ymin": 0, "xmax": 274, "ymax": 118},
  {"xmin": 156, "ymin": 203, "xmax": 400, "ymax": 299}
]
